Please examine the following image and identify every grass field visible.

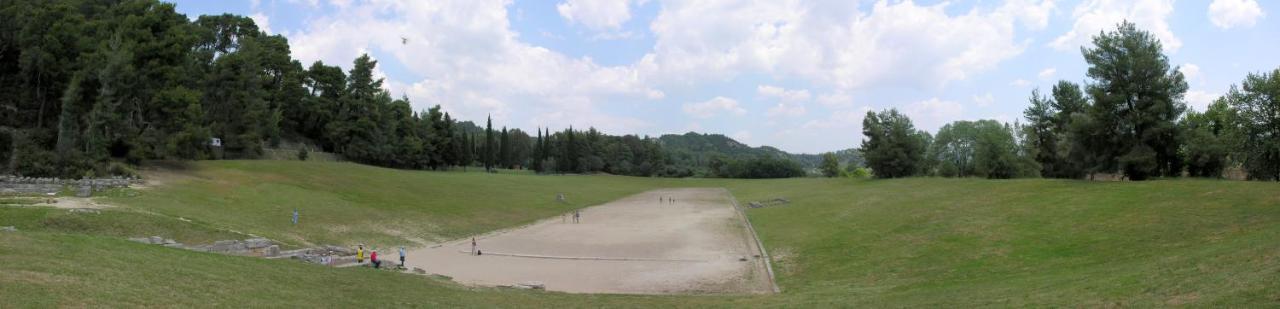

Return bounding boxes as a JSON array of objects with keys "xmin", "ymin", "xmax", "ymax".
[{"xmin": 2, "ymin": 161, "xmax": 1278, "ymax": 307}]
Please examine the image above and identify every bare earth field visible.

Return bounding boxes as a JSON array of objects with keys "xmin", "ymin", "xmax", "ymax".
[{"xmin": 405, "ymin": 188, "xmax": 775, "ymax": 294}]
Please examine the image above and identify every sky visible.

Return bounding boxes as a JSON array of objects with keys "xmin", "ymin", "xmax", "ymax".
[{"xmin": 168, "ymin": 0, "xmax": 1278, "ymax": 154}]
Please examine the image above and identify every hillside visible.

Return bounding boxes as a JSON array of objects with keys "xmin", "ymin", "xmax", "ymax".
[
  {"xmin": 2, "ymin": 161, "xmax": 1277, "ymax": 306},
  {"xmin": 658, "ymin": 132, "xmax": 862, "ymax": 168}
]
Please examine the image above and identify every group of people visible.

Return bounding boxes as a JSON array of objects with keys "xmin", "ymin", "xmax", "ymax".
[
  {"xmin": 355, "ymin": 244, "xmax": 406, "ymax": 269},
  {"xmin": 562, "ymin": 209, "xmax": 583, "ymax": 223},
  {"xmin": 660, "ymin": 196, "xmax": 677, "ymax": 204}
]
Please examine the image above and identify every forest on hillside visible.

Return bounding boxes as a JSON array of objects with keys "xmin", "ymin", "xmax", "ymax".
[{"xmin": 0, "ymin": 0, "xmax": 817, "ymax": 179}]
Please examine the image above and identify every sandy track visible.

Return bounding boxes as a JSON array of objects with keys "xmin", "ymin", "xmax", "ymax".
[{"xmin": 404, "ymin": 188, "xmax": 774, "ymax": 294}]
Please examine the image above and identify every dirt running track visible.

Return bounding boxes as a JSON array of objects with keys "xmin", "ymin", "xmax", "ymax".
[{"xmin": 405, "ymin": 188, "xmax": 775, "ymax": 294}]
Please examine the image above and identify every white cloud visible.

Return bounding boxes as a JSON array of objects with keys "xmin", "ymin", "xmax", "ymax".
[
  {"xmin": 1185, "ymin": 90, "xmax": 1219, "ymax": 112},
  {"xmin": 1051, "ymin": 0, "xmax": 1181, "ymax": 52},
  {"xmin": 249, "ymin": 12, "xmax": 272, "ymax": 34},
  {"xmin": 644, "ymin": 0, "xmax": 1056, "ymax": 90},
  {"xmin": 905, "ymin": 98, "xmax": 965, "ymax": 133},
  {"xmin": 1180, "ymin": 63, "xmax": 1203, "ymax": 84},
  {"xmin": 802, "ymin": 107, "xmax": 870, "ymax": 129},
  {"xmin": 1209, "ymin": 0, "xmax": 1266, "ymax": 29},
  {"xmin": 973, "ymin": 93, "xmax": 995, "ymax": 107},
  {"xmin": 1038, "ymin": 67, "xmax": 1057, "ymax": 80},
  {"xmin": 683, "ymin": 96, "xmax": 745, "ymax": 118},
  {"xmin": 287, "ymin": 0, "xmax": 663, "ymax": 134},
  {"xmin": 816, "ymin": 91, "xmax": 854, "ymax": 108},
  {"xmin": 1010, "ymin": 79, "xmax": 1031, "ymax": 87},
  {"xmin": 759, "ymin": 85, "xmax": 810, "ymax": 118},
  {"xmin": 557, "ymin": 0, "xmax": 635, "ymax": 31}
]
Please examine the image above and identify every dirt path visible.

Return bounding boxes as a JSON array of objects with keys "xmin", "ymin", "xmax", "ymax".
[{"xmin": 403, "ymin": 188, "xmax": 775, "ymax": 294}]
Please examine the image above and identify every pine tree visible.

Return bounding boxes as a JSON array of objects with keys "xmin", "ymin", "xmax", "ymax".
[
  {"xmin": 499, "ymin": 127, "xmax": 510, "ymax": 169},
  {"xmin": 484, "ymin": 115, "xmax": 494, "ymax": 172},
  {"xmin": 1082, "ymin": 21, "xmax": 1188, "ymax": 180}
]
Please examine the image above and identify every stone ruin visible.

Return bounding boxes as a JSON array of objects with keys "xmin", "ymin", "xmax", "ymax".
[
  {"xmin": 747, "ymin": 198, "xmax": 791, "ymax": 209},
  {"xmin": 129, "ymin": 237, "xmax": 282, "ymax": 257},
  {"xmin": 0, "ymin": 175, "xmax": 141, "ymax": 196},
  {"xmin": 128, "ymin": 236, "xmax": 367, "ymax": 267}
]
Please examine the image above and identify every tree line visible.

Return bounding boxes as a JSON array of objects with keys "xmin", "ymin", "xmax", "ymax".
[
  {"xmin": 0, "ymin": 0, "xmax": 809, "ymax": 179},
  {"xmin": 859, "ymin": 21, "xmax": 1280, "ymax": 181}
]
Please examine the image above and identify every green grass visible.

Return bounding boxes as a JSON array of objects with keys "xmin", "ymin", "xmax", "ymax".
[
  {"xmin": 108, "ymin": 161, "xmax": 691, "ymax": 247},
  {"xmin": 725, "ymin": 177, "xmax": 1280, "ymax": 306},
  {"xmin": 0, "ymin": 206, "xmax": 243, "ymax": 245},
  {"xmin": 1, "ymin": 161, "xmax": 1278, "ymax": 307}
]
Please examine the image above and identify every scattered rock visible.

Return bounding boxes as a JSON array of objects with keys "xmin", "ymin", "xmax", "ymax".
[
  {"xmin": 747, "ymin": 197, "xmax": 790, "ymax": 209},
  {"xmin": 243, "ymin": 238, "xmax": 272, "ymax": 249},
  {"xmin": 163, "ymin": 239, "xmax": 176, "ymax": 245},
  {"xmin": 0, "ymin": 226, "xmax": 16, "ymax": 232},
  {"xmin": 515, "ymin": 281, "xmax": 545, "ymax": 290},
  {"xmin": 149, "ymin": 236, "xmax": 164, "ymax": 244}
]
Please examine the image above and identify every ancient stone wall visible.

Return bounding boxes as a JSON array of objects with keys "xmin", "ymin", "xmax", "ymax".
[{"xmin": 0, "ymin": 175, "xmax": 141, "ymax": 195}]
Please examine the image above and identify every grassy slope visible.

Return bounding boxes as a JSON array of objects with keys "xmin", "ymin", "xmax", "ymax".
[
  {"xmin": 109, "ymin": 161, "xmax": 696, "ymax": 247},
  {"xmin": 2, "ymin": 161, "xmax": 1278, "ymax": 307},
  {"xmin": 726, "ymin": 178, "xmax": 1280, "ymax": 306}
]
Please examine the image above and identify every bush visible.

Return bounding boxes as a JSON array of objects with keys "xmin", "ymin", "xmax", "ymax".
[{"xmin": 297, "ymin": 148, "xmax": 309, "ymax": 161}]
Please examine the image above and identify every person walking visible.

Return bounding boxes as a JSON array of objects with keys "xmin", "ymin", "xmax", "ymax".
[
  {"xmin": 471, "ymin": 237, "xmax": 478, "ymax": 255},
  {"xmin": 356, "ymin": 244, "xmax": 365, "ymax": 264},
  {"xmin": 399, "ymin": 246, "xmax": 406, "ymax": 268},
  {"xmin": 291, "ymin": 208, "xmax": 299, "ymax": 225}
]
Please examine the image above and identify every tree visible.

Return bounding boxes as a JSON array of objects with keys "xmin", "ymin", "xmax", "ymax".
[
  {"xmin": 484, "ymin": 115, "xmax": 494, "ymax": 171},
  {"xmin": 1023, "ymin": 89, "xmax": 1057, "ymax": 176},
  {"xmin": 861, "ymin": 109, "xmax": 929, "ymax": 178},
  {"xmin": 1082, "ymin": 21, "xmax": 1188, "ymax": 180},
  {"xmin": 1180, "ymin": 98, "xmax": 1237, "ymax": 177},
  {"xmin": 1227, "ymin": 68, "xmax": 1280, "ymax": 181},
  {"xmin": 820, "ymin": 152, "xmax": 839, "ymax": 177}
]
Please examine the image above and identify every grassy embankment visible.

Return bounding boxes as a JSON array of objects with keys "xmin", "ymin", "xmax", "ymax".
[{"xmin": 1, "ymin": 160, "xmax": 1277, "ymax": 307}]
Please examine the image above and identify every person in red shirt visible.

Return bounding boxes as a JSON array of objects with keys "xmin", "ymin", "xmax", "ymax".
[{"xmin": 371, "ymin": 249, "xmax": 381, "ymax": 269}]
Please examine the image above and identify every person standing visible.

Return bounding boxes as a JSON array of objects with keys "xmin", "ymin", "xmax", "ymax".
[
  {"xmin": 371, "ymin": 249, "xmax": 380, "ymax": 269},
  {"xmin": 357, "ymin": 244, "xmax": 365, "ymax": 263},
  {"xmin": 471, "ymin": 237, "xmax": 478, "ymax": 255},
  {"xmin": 574, "ymin": 210, "xmax": 581, "ymax": 223},
  {"xmin": 292, "ymin": 208, "xmax": 299, "ymax": 225},
  {"xmin": 399, "ymin": 246, "xmax": 406, "ymax": 268}
]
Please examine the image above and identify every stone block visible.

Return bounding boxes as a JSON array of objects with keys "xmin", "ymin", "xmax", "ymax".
[{"xmin": 244, "ymin": 238, "xmax": 272, "ymax": 249}]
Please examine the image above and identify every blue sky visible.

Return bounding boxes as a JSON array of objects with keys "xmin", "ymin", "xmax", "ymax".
[{"xmin": 169, "ymin": 0, "xmax": 1277, "ymax": 154}]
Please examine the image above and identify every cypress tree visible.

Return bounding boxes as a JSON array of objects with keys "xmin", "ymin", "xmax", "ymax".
[{"xmin": 484, "ymin": 115, "xmax": 493, "ymax": 172}]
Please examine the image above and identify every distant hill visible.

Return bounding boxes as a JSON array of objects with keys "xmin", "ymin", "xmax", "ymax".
[{"xmin": 657, "ymin": 132, "xmax": 862, "ymax": 168}]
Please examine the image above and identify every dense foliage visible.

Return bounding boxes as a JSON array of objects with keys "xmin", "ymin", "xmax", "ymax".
[
  {"xmin": 1015, "ymin": 21, "xmax": 1279, "ymax": 181},
  {"xmin": 861, "ymin": 109, "xmax": 930, "ymax": 178},
  {"xmin": 0, "ymin": 1, "xmax": 811, "ymax": 179}
]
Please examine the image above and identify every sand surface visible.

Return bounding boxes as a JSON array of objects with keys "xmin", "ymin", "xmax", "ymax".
[{"xmin": 404, "ymin": 188, "xmax": 774, "ymax": 294}]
